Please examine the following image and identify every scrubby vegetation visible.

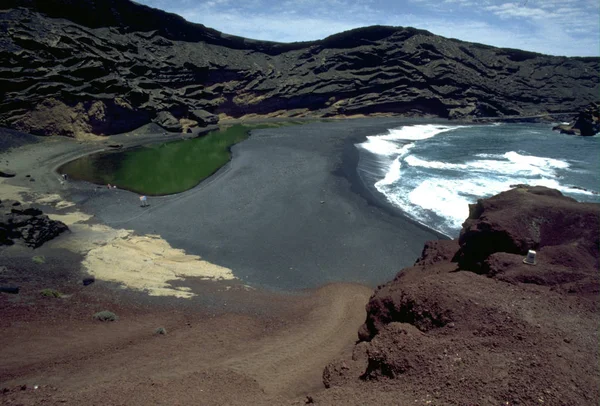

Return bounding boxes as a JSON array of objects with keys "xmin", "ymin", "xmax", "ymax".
[
  {"xmin": 93, "ymin": 311, "xmax": 118, "ymax": 321},
  {"xmin": 40, "ymin": 288, "xmax": 62, "ymax": 298},
  {"xmin": 32, "ymin": 255, "xmax": 45, "ymax": 264}
]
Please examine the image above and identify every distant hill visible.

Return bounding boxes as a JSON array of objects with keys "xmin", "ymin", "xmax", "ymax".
[{"xmin": 1, "ymin": 0, "xmax": 599, "ymax": 136}]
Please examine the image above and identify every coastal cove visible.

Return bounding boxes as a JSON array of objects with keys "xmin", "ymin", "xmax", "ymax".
[
  {"xmin": 6, "ymin": 117, "xmax": 599, "ymax": 292},
  {"xmin": 57, "ymin": 118, "xmax": 446, "ymax": 291},
  {"xmin": 2, "ymin": 117, "xmax": 600, "ymax": 406}
]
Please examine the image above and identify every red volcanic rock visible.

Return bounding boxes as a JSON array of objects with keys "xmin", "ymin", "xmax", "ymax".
[
  {"xmin": 327, "ymin": 187, "xmax": 600, "ymax": 405},
  {"xmin": 454, "ymin": 185, "xmax": 599, "ymax": 273}
]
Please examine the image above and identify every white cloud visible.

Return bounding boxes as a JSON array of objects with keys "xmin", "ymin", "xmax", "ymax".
[{"xmin": 135, "ymin": 0, "xmax": 600, "ymax": 56}]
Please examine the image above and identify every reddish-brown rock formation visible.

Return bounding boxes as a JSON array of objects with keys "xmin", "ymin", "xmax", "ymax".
[{"xmin": 325, "ymin": 186, "xmax": 600, "ymax": 405}]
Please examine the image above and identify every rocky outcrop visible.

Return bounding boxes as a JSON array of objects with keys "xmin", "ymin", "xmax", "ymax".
[
  {"xmin": 153, "ymin": 111, "xmax": 182, "ymax": 132},
  {"xmin": 1, "ymin": 0, "xmax": 598, "ymax": 137},
  {"xmin": 325, "ymin": 186, "xmax": 600, "ymax": 405},
  {"xmin": 0, "ymin": 199, "xmax": 69, "ymax": 248},
  {"xmin": 553, "ymin": 102, "xmax": 600, "ymax": 136}
]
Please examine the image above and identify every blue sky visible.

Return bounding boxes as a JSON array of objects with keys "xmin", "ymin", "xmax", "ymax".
[{"xmin": 134, "ymin": 0, "xmax": 599, "ymax": 56}]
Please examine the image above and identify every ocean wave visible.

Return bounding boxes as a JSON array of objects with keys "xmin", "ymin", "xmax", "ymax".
[
  {"xmin": 405, "ymin": 151, "xmax": 570, "ymax": 177},
  {"xmin": 359, "ymin": 124, "xmax": 465, "ymax": 156},
  {"xmin": 356, "ymin": 123, "xmax": 599, "ymax": 237}
]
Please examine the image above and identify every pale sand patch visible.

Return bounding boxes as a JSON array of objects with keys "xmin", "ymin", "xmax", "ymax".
[
  {"xmin": 0, "ymin": 179, "xmax": 29, "ymax": 201},
  {"xmin": 0, "ymin": 180, "xmax": 75, "ymax": 210},
  {"xmin": 47, "ymin": 211, "xmax": 93, "ymax": 226},
  {"xmin": 80, "ymin": 230, "xmax": 234, "ymax": 298},
  {"xmin": 1, "ymin": 179, "xmax": 234, "ymax": 298},
  {"xmin": 35, "ymin": 193, "xmax": 76, "ymax": 209}
]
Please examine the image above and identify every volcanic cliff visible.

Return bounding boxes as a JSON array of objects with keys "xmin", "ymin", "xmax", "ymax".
[{"xmin": 1, "ymin": 0, "xmax": 599, "ymax": 137}]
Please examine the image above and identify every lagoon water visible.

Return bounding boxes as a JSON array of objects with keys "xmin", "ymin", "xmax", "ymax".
[{"xmin": 356, "ymin": 123, "xmax": 600, "ymax": 237}]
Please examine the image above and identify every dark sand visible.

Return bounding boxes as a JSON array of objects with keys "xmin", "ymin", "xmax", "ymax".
[{"xmin": 63, "ymin": 118, "xmax": 443, "ymax": 290}]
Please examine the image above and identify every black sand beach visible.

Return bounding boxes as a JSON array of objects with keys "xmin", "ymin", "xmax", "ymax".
[{"xmin": 60, "ymin": 118, "xmax": 444, "ymax": 290}]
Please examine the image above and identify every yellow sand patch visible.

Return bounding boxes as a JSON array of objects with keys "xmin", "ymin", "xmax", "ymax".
[
  {"xmin": 35, "ymin": 193, "xmax": 76, "ymax": 209},
  {"xmin": 0, "ymin": 180, "xmax": 75, "ymax": 210},
  {"xmin": 81, "ymin": 231, "xmax": 234, "ymax": 298},
  {"xmin": 0, "ymin": 179, "xmax": 29, "ymax": 201},
  {"xmin": 47, "ymin": 211, "xmax": 93, "ymax": 226},
  {"xmin": 1, "ymin": 179, "xmax": 234, "ymax": 298}
]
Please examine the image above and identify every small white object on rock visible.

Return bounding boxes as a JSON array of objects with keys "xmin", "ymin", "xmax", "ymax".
[{"xmin": 523, "ymin": 250, "xmax": 537, "ymax": 265}]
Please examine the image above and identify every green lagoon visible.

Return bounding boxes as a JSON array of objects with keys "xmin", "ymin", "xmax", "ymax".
[{"xmin": 59, "ymin": 123, "xmax": 299, "ymax": 195}]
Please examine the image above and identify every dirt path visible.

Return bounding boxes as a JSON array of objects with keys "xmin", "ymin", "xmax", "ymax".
[
  {"xmin": 0, "ymin": 279, "xmax": 371, "ymax": 405},
  {"xmin": 222, "ymin": 284, "xmax": 371, "ymax": 396}
]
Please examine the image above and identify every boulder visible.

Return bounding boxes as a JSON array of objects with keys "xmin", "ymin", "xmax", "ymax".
[
  {"xmin": 153, "ymin": 111, "xmax": 182, "ymax": 132},
  {"xmin": 572, "ymin": 102, "xmax": 600, "ymax": 136},
  {"xmin": 552, "ymin": 102, "xmax": 600, "ymax": 136},
  {"xmin": 0, "ymin": 199, "xmax": 68, "ymax": 248},
  {"xmin": 453, "ymin": 185, "xmax": 599, "ymax": 273},
  {"xmin": 190, "ymin": 109, "xmax": 218, "ymax": 126}
]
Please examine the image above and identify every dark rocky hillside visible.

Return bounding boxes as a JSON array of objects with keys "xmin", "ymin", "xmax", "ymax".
[{"xmin": 1, "ymin": 0, "xmax": 599, "ymax": 137}]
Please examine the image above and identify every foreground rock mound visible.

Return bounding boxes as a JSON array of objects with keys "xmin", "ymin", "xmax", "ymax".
[
  {"xmin": 0, "ymin": 199, "xmax": 68, "ymax": 248},
  {"xmin": 324, "ymin": 186, "xmax": 599, "ymax": 405},
  {"xmin": 1, "ymin": 0, "xmax": 599, "ymax": 137}
]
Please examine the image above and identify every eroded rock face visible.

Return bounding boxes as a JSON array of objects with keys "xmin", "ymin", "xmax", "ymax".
[
  {"xmin": 1, "ymin": 0, "xmax": 599, "ymax": 137},
  {"xmin": 326, "ymin": 187, "xmax": 600, "ymax": 405},
  {"xmin": 0, "ymin": 200, "xmax": 68, "ymax": 248}
]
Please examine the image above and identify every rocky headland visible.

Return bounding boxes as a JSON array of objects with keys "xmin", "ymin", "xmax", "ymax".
[
  {"xmin": 323, "ymin": 186, "xmax": 599, "ymax": 405},
  {"xmin": 553, "ymin": 101, "xmax": 600, "ymax": 136},
  {"xmin": 1, "ymin": 0, "xmax": 599, "ymax": 137}
]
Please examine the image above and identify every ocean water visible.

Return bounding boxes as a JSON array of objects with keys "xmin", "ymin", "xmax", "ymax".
[{"xmin": 356, "ymin": 123, "xmax": 600, "ymax": 237}]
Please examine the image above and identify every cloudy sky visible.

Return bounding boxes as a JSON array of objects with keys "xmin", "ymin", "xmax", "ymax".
[{"xmin": 134, "ymin": 0, "xmax": 599, "ymax": 56}]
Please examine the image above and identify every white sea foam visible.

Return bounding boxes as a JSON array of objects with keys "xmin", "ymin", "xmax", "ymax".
[
  {"xmin": 359, "ymin": 124, "xmax": 464, "ymax": 156},
  {"xmin": 358, "ymin": 123, "xmax": 598, "ymax": 237},
  {"xmin": 406, "ymin": 151, "xmax": 570, "ymax": 177},
  {"xmin": 378, "ymin": 156, "xmax": 402, "ymax": 186}
]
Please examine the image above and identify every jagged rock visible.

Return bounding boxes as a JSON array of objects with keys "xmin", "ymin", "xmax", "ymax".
[
  {"xmin": 453, "ymin": 185, "xmax": 599, "ymax": 273},
  {"xmin": 414, "ymin": 239, "xmax": 459, "ymax": 267},
  {"xmin": 553, "ymin": 102, "xmax": 600, "ymax": 136},
  {"xmin": 190, "ymin": 109, "xmax": 218, "ymax": 126},
  {"xmin": 357, "ymin": 186, "xmax": 600, "ymax": 342},
  {"xmin": 0, "ymin": 199, "xmax": 68, "ymax": 248},
  {"xmin": 0, "ymin": 0, "xmax": 598, "ymax": 137},
  {"xmin": 153, "ymin": 111, "xmax": 182, "ymax": 132},
  {"xmin": 572, "ymin": 102, "xmax": 600, "ymax": 136}
]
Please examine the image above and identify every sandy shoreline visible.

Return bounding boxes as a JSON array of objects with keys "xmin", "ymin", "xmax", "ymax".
[
  {"xmin": 64, "ymin": 118, "xmax": 444, "ymax": 290},
  {"xmin": 1, "ymin": 117, "xmax": 447, "ymax": 294},
  {"xmin": 1, "ymin": 121, "xmax": 387, "ymax": 403}
]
